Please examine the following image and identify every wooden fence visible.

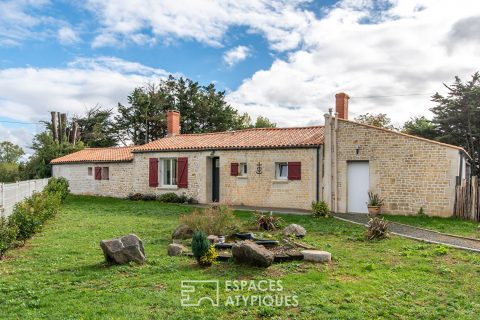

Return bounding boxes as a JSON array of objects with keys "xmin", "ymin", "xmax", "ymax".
[{"xmin": 454, "ymin": 176, "xmax": 480, "ymax": 221}]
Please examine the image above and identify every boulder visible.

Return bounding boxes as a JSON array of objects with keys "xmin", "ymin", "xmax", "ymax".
[
  {"xmin": 100, "ymin": 234, "xmax": 145, "ymax": 264},
  {"xmin": 168, "ymin": 243, "xmax": 186, "ymax": 256},
  {"xmin": 282, "ymin": 224, "xmax": 307, "ymax": 238},
  {"xmin": 232, "ymin": 241, "xmax": 274, "ymax": 268},
  {"xmin": 207, "ymin": 235, "xmax": 219, "ymax": 244},
  {"xmin": 301, "ymin": 250, "xmax": 331, "ymax": 263},
  {"xmin": 172, "ymin": 224, "xmax": 194, "ymax": 240}
]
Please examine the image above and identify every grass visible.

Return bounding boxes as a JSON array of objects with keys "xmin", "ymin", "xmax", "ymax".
[
  {"xmin": 0, "ymin": 195, "xmax": 480, "ymax": 319},
  {"xmin": 382, "ymin": 214, "xmax": 480, "ymax": 238}
]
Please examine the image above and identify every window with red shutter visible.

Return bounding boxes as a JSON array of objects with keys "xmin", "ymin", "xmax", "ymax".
[
  {"xmin": 288, "ymin": 162, "xmax": 301, "ymax": 180},
  {"xmin": 177, "ymin": 157, "xmax": 188, "ymax": 188},
  {"xmin": 149, "ymin": 158, "xmax": 159, "ymax": 187},
  {"xmin": 94, "ymin": 167, "xmax": 102, "ymax": 180},
  {"xmin": 231, "ymin": 163, "xmax": 239, "ymax": 176}
]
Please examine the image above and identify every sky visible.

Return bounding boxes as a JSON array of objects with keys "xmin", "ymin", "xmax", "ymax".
[{"xmin": 0, "ymin": 0, "xmax": 480, "ymax": 153}]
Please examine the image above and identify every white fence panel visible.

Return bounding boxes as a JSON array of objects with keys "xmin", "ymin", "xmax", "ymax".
[{"xmin": 0, "ymin": 178, "xmax": 50, "ymax": 218}]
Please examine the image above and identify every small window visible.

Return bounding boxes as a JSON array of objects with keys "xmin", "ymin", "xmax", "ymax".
[
  {"xmin": 88, "ymin": 167, "xmax": 92, "ymax": 176},
  {"xmin": 102, "ymin": 167, "xmax": 109, "ymax": 180},
  {"xmin": 239, "ymin": 163, "xmax": 247, "ymax": 176},
  {"xmin": 161, "ymin": 158, "xmax": 177, "ymax": 186},
  {"xmin": 275, "ymin": 162, "xmax": 288, "ymax": 180}
]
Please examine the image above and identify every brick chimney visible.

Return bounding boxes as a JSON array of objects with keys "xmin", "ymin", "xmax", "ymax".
[
  {"xmin": 335, "ymin": 92, "xmax": 350, "ymax": 120},
  {"xmin": 167, "ymin": 110, "xmax": 180, "ymax": 137}
]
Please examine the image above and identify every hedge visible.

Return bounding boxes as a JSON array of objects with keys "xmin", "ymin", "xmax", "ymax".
[{"xmin": 0, "ymin": 177, "xmax": 69, "ymax": 258}]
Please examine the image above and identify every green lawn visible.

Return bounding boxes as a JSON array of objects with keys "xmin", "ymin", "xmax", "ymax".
[
  {"xmin": 1, "ymin": 196, "xmax": 480, "ymax": 319},
  {"xmin": 382, "ymin": 214, "xmax": 480, "ymax": 239}
]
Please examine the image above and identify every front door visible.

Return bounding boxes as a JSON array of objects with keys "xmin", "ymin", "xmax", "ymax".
[
  {"xmin": 212, "ymin": 157, "xmax": 220, "ymax": 202},
  {"xmin": 347, "ymin": 161, "xmax": 369, "ymax": 213}
]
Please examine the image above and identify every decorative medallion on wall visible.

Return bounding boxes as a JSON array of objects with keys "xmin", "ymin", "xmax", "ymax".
[{"xmin": 256, "ymin": 162, "xmax": 263, "ymax": 174}]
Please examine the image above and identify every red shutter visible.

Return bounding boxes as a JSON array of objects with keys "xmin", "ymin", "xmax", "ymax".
[
  {"xmin": 149, "ymin": 158, "xmax": 159, "ymax": 187},
  {"xmin": 177, "ymin": 157, "xmax": 188, "ymax": 188},
  {"xmin": 231, "ymin": 163, "xmax": 239, "ymax": 176},
  {"xmin": 288, "ymin": 162, "xmax": 301, "ymax": 180},
  {"xmin": 94, "ymin": 167, "xmax": 102, "ymax": 180}
]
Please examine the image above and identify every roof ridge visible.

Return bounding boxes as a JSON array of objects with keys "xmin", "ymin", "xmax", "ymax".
[{"xmin": 156, "ymin": 125, "xmax": 325, "ymax": 138}]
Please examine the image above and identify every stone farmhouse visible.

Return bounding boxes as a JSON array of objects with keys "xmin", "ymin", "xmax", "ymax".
[{"xmin": 51, "ymin": 93, "xmax": 470, "ymax": 217}]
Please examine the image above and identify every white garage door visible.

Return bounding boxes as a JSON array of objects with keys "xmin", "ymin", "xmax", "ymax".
[{"xmin": 347, "ymin": 161, "xmax": 369, "ymax": 213}]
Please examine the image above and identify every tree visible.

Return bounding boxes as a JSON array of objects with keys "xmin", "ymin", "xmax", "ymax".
[
  {"xmin": 0, "ymin": 141, "xmax": 24, "ymax": 163},
  {"xmin": 253, "ymin": 116, "xmax": 277, "ymax": 128},
  {"xmin": 75, "ymin": 106, "xmax": 117, "ymax": 147},
  {"xmin": 430, "ymin": 72, "xmax": 480, "ymax": 174},
  {"xmin": 114, "ymin": 76, "xmax": 252, "ymax": 145},
  {"xmin": 0, "ymin": 163, "xmax": 21, "ymax": 182},
  {"xmin": 402, "ymin": 116, "xmax": 438, "ymax": 140},
  {"xmin": 354, "ymin": 113, "xmax": 398, "ymax": 130},
  {"xmin": 22, "ymin": 132, "xmax": 84, "ymax": 179}
]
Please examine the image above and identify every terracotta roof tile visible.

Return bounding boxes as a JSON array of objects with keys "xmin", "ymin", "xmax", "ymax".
[
  {"xmin": 50, "ymin": 146, "xmax": 134, "ymax": 164},
  {"xmin": 133, "ymin": 126, "xmax": 324, "ymax": 152}
]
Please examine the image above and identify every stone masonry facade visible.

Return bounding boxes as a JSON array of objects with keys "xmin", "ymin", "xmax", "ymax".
[
  {"xmin": 52, "ymin": 162, "xmax": 134, "ymax": 197},
  {"xmin": 131, "ymin": 148, "xmax": 321, "ymax": 210},
  {"xmin": 53, "ymin": 148, "xmax": 322, "ymax": 211},
  {"xmin": 329, "ymin": 119, "xmax": 461, "ymax": 217}
]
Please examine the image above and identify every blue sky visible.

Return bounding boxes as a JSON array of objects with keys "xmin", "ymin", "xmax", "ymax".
[{"xmin": 0, "ymin": 0, "xmax": 479, "ymax": 152}]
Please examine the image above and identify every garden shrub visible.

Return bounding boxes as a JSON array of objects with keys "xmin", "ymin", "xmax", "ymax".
[
  {"xmin": 0, "ymin": 217, "xmax": 18, "ymax": 258},
  {"xmin": 9, "ymin": 179, "xmax": 64, "ymax": 244},
  {"xmin": 179, "ymin": 205, "xmax": 241, "ymax": 235},
  {"xmin": 158, "ymin": 192, "xmax": 181, "ymax": 203},
  {"xmin": 251, "ymin": 211, "xmax": 284, "ymax": 231},
  {"xmin": 199, "ymin": 245, "xmax": 218, "ymax": 267},
  {"xmin": 311, "ymin": 201, "xmax": 330, "ymax": 218},
  {"xmin": 10, "ymin": 199, "xmax": 40, "ymax": 242},
  {"xmin": 128, "ymin": 193, "xmax": 157, "ymax": 201},
  {"xmin": 44, "ymin": 177, "xmax": 69, "ymax": 201},
  {"xmin": 191, "ymin": 230, "xmax": 210, "ymax": 263},
  {"xmin": 364, "ymin": 217, "xmax": 389, "ymax": 241}
]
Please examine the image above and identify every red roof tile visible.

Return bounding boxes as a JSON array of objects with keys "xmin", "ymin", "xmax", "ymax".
[
  {"xmin": 133, "ymin": 126, "xmax": 325, "ymax": 152},
  {"xmin": 50, "ymin": 146, "xmax": 134, "ymax": 164}
]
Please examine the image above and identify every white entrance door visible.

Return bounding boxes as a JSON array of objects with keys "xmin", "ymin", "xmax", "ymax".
[{"xmin": 347, "ymin": 161, "xmax": 369, "ymax": 213}]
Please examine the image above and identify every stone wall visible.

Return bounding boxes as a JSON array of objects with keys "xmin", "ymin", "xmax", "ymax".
[
  {"xmin": 131, "ymin": 148, "xmax": 322, "ymax": 210},
  {"xmin": 132, "ymin": 151, "xmax": 210, "ymax": 202},
  {"xmin": 326, "ymin": 118, "xmax": 462, "ymax": 217},
  {"xmin": 52, "ymin": 162, "xmax": 134, "ymax": 197}
]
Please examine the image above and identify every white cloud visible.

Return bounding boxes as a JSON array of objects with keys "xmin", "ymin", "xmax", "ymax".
[
  {"xmin": 85, "ymin": 0, "xmax": 314, "ymax": 51},
  {"xmin": 0, "ymin": 57, "xmax": 170, "ymax": 150},
  {"xmin": 227, "ymin": 0, "xmax": 480, "ymax": 127},
  {"xmin": 0, "ymin": 0, "xmax": 53, "ymax": 46},
  {"xmin": 223, "ymin": 46, "xmax": 251, "ymax": 67},
  {"xmin": 57, "ymin": 26, "xmax": 80, "ymax": 45}
]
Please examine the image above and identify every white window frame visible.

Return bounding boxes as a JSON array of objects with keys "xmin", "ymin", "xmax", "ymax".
[
  {"xmin": 275, "ymin": 162, "xmax": 288, "ymax": 180},
  {"xmin": 160, "ymin": 158, "xmax": 178, "ymax": 187},
  {"xmin": 87, "ymin": 167, "xmax": 93, "ymax": 176},
  {"xmin": 239, "ymin": 163, "xmax": 247, "ymax": 177}
]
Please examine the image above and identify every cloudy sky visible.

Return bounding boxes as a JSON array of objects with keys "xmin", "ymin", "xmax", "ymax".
[{"xmin": 1, "ymin": 0, "xmax": 479, "ymax": 151}]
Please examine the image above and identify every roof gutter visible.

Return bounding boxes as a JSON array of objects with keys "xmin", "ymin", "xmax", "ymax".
[{"xmin": 132, "ymin": 144, "xmax": 324, "ymax": 153}]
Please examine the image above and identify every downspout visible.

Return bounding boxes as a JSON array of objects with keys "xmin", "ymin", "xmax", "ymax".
[
  {"xmin": 333, "ymin": 112, "xmax": 339, "ymax": 213},
  {"xmin": 316, "ymin": 146, "xmax": 320, "ymax": 202},
  {"xmin": 458, "ymin": 150, "xmax": 464, "ymax": 185}
]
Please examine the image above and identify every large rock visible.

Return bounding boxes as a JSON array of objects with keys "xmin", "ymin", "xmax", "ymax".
[
  {"xmin": 301, "ymin": 250, "xmax": 331, "ymax": 263},
  {"xmin": 232, "ymin": 241, "xmax": 274, "ymax": 268},
  {"xmin": 172, "ymin": 224, "xmax": 194, "ymax": 240},
  {"xmin": 282, "ymin": 224, "xmax": 307, "ymax": 238},
  {"xmin": 100, "ymin": 234, "xmax": 145, "ymax": 264},
  {"xmin": 168, "ymin": 243, "xmax": 186, "ymax": 256},
  {"xmin": 207, "ymin": 235, "xmax": 220, "ymax": 244}
]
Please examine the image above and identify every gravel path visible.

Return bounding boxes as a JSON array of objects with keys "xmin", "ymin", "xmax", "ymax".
[{"xmin": 333, "ymin": 213, "xmax": 480, "ymax": 252}]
